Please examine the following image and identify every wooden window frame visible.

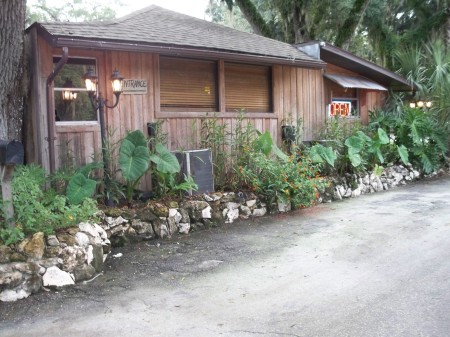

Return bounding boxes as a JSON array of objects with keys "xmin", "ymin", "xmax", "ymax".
[
  {"xmin": 159, "ymin": 56, "xmax": 219, "ymax": 113},
  {"xmin": 155, "ymin": 56, "xmax": 275, "ymax": 118},
  {"xmin": 53, "ymin": 56, "xmax": 100, "ymax": 124},
  {"xmin": 224, "ymin": 62, "xmax": 273, "ymax": 113},
  {"xmin": 329, "ymin": 90, "xmax": 360, "ymax": 119}
]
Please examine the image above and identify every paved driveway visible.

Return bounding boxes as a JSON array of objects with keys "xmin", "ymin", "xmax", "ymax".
[{"xmin": 1, "ymin": 175, "xmax": 450, "ymax": 337}]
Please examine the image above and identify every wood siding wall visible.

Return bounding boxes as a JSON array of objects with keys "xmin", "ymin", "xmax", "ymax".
[
  {"xmin": 29, "ymin": 29, "xmax": 325, "ymax": 191},
  {"xmin": 276, "ymin": 66, "xmax": 325, "ymax": 141}
]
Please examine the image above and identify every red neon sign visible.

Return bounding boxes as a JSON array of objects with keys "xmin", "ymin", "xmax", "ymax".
[{"xmin": 330, "ymin": 101, "xmax": 352, "ymax": 117}]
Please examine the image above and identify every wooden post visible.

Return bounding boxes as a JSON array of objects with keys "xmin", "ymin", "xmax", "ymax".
[{"xmin": 1, "ymin": 164, "xmax": 16, "ymax": 228}]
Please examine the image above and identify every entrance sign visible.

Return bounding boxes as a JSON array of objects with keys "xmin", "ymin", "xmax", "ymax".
[{"xmin": 122, "ymin": 79, "xmax": 148, "ymax": 94}]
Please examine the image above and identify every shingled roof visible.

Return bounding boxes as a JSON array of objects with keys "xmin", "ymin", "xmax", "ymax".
[{"xmin": 29, "ymin": 5, "xmax": 324, "ymax": 68}]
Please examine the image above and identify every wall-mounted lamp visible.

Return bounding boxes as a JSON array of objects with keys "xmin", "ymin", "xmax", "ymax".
[
  {"xmin": 61, "ymin": 78, "xmax": 78, "ymax": 102},
  {"xmin": 83, "ymin": 67, "xmax": 124, "ymax": 205}
]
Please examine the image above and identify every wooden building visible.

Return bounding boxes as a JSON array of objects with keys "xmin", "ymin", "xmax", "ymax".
[
  {"xmin": 24, "ymin": 6, "xmax": 411, "ymax": 190},
  {"xmin": 297, "ymin": 41, "xmax": 412, "ymax": 124}
]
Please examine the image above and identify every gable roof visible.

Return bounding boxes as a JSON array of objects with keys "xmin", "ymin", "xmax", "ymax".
[
  {"xmin": 297, "ymin": 41, "xmax": 413, "ymax": 91},
  {"xmin": 27, "ymin": 5, "xmax": 324, "ymax": 68}
]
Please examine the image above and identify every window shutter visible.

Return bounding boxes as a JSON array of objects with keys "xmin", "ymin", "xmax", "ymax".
[
  {"xmin": 225, "ymin": 63, "xmax": 272, "ymax": 113},
  {"xmin": 160, "ymin": 57, "xmax": 217, "ymax": 112}
]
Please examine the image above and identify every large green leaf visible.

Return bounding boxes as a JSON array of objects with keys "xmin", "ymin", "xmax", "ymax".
[
  {"xmin": 345, "ymin": 135, "xmax": 365, "ymax": 154},
  {"xmin": 125, "ymin": 129, "xmax": 147, "ymax": 147},
  {"xmin": 375, "ymin": 148, "xmax": 384, "ymax": 164},
  {"xmin": 119, "ymin": 130, "xmax": 150, "ymax": 182},
  {"xmin": 309, "ymin": 144, "xmax": 336, "ymax": 167},
  {"xmin": 66, "ymin": 173, "xmax": 97, "ymax": 205},
  {"xmin": 356, "ymin": 131, "xmax": 372, "ymax": 142},
  {"xmin": 271, "ymin": 144, "xmax": 289, "ymax": 161},
  {"xmin": 348, "ymin": 152, "xmax": 362, "ymax": 167},
  {"xmin": 149, "ymin": 143, "xmax": 180, "ymax": 174},
  {"xmin": 377, "ymin": 128, "xmax": 390, "ymax": 144},
  {"xmin": 78, "ymin": 161, "xmax": 103, "ymax": 177},
  {"xmin": 254, "ymin": 131, "xmax": 273, "ymax": 156},
  {"xmin": 397, "ymin": 145, "xmax": 409, "ymax": 165}
]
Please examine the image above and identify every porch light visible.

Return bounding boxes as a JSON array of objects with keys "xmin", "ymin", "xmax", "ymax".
[
  {"xmin": 83, "ymin": 67, "xmax": 98, "ymax": 94},
  {"xmin": 111, "ymin": 69, "xmax": 124, "ymax": 94},
  {"xmin": 61, "ymin": 79, "xmax": 77, "ymax": 102}
]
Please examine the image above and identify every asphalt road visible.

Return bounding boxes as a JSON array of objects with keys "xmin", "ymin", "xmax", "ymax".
[{"xmin": 1, "ymin": 175, "xmax": 450, "ymax": 337}]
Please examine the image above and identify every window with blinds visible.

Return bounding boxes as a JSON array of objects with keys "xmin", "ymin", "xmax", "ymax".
[
  {"xmin": 160, "ymin": 57, "xmax": 218, "ymax": 112},
  {"xmin": 225, "ymin": 63, "xmax": 272, "ymax": 113}
]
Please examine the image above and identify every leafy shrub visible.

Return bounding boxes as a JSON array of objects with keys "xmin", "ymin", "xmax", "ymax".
[
  {"xmin": 0, "ymin": 165, "xmax": 99, "ymax": 245},
  {"xmin": 239, "ymin": 151, "xmax": 324, "ymax": 209},
  {"xmin": 316, "ymin": 117, "xmax": 364, "ymax": 175},
  {"xmin": 201, "ymin": 111, "xmax": 257, "ymax": 190},
  {"xmin": 394, "ymin": 107, "xmax": 448, "ymax": 173},
  {"xmin": 237, "ymin": 132, "xmax": 325, "ymax": 210}
]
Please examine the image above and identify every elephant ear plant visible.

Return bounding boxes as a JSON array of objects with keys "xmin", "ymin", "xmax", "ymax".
[
  {"xmin": 119, "ymin": 130, "xmax": 151, "ymax": 205},
  {"xmin": 149, "ymin": 143, "xmax": 198, "ymax": 196},
  {"xmin": 66, "ymin": 162, "xmax": 103, "ymax": 205},
  {"xmin": 119, "ymin": 130, "xmax": 197, "ymax": 205}
]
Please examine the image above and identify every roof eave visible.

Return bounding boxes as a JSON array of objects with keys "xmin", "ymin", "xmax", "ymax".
[
  {"xmin": 46, "ymin": 35, "xmax": 324, "ymax": 69},
  {"xmin": 321, "ymin": 43, "xmax": 414, "ymax": 91}
]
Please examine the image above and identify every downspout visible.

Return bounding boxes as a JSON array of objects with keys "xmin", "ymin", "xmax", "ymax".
[{"xmin": 46, "ymin": 46, "xmax": 68, "ymax": 174}]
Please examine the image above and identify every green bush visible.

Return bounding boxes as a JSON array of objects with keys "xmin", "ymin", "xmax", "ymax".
[
  {"xmin": 316, "ymin": 117, "xmax": 364, "ymax": 175},
  {"xmin": 201, "ymin": 111, "xmax": 257, "ymax": 190},
  {"xmin": 394, "ymin": 107, "xmax": 448, "ymax": 173},
  {"xmin": 237, "ymin": 132, "xmax": 325, "ymax": 210},
  {"xmin": 239, "ymin": 151, "xmax": 324, "ymax": 210},
  {"xmin": 0, "ymin": 165, "xmax": 99, "ymax": 245}
]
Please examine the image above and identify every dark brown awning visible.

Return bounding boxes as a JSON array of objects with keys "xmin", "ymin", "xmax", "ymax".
[{"xmin": 324, "ymin": 73, "xmax": 387, "ymax": 91}]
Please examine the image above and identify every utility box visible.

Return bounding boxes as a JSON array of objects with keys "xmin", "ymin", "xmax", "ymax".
[
  {"xmin": 174, "ymin": 149, "xmax": 214, "ymax": 195},
  {"xmin": 0, "ymin": 139, "xmax": 24, "ymax": 165}
]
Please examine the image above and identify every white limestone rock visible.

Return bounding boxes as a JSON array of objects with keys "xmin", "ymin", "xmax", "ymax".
[
  {"xmin": 225, "ymin": 208, "xmax": 239, "ymax": 223},
  {"xmin": 202, "ymin": 206, "xmax": 212, "ymax": 219},
  {"xmin": 252, "ymin": 207, "xmax": 267, "ymax": 217},
  {"xmin": 277, "ymin": 200, "xmax": 291, "ymax": 213},
  {"xmin": 178, "ymin": 223, "xmax": 190, "ymax": 235},
  {"xmin": 0, "ymin": 289, "xmax": 30, "ymax": 302},
  {"xmin": 75, "ymin": 232, "xmax": 90, "ymax": 248},
  {"xmin": 42, "ymin": 266, "xmax": 74, "ymax": 287}
]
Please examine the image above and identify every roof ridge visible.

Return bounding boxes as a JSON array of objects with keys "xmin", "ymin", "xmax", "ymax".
[{"xmin": 112, "ymin": 4, "xmax": 159, "ymax": 23}]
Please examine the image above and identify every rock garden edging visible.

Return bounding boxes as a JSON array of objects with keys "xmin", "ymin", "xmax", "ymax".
[{"xmin": 1, "ymin": 164, "xmax": 444, "ymax": 302}]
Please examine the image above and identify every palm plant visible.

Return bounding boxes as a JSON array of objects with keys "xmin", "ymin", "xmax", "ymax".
[
  {"xmin": 395, "ymin": 40, "xmax": 450, "ymax": 138},
  {"xmin": 395, "ymin": 107, "xmax": 448, "ymax": 173}
]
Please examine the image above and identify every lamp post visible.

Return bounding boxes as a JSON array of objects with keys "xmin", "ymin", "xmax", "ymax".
[{"xmin": 83, "ymin": 67, "xmax": 124, "ymax": 205}]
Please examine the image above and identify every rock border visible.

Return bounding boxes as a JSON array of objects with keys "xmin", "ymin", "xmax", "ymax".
[{"xmin": 0, "ymin": 164, "xmax": 447, "ymax": 302}]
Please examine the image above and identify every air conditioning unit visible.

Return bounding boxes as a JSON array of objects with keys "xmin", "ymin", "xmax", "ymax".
[{"xmin": 174, "ymin": 149, "xmax": 214, "ymax": 195}]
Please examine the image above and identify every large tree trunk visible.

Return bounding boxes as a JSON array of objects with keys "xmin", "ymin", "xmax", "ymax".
[
  {"xmin": 0, "ymin": 0, "xmax": 26, "ymax": 140},
  {"xmin": 334, "ymin": 0, "xmax": 371, "ymax": 49},
  {"xmin": 234, "ymin": 0, "xmax": 275, "ymax": 39}
]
